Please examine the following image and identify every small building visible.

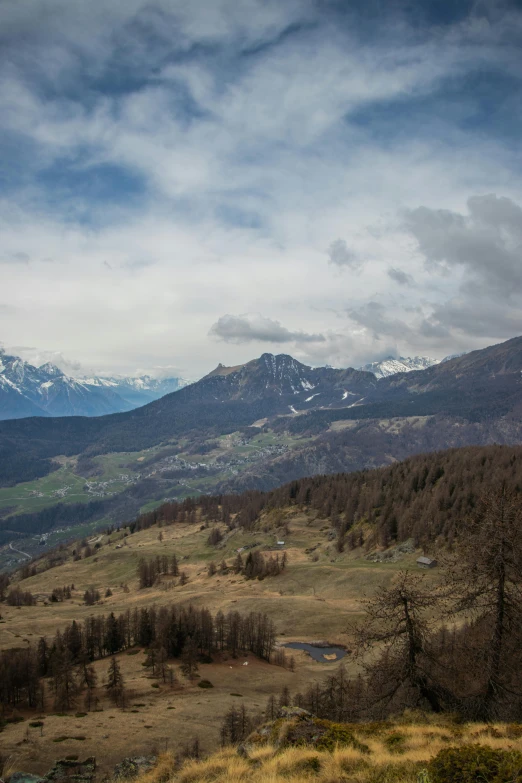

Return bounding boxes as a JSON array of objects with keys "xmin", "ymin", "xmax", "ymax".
[
  {"xmin": 277, "ymin": 541, "xmax": 285, "ymax": 546},
  {"xmin": 417, "ymin": 556, "xmax": 437, "ymax": 569}
]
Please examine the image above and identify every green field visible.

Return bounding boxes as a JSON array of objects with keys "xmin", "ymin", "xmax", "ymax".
[{"xmin": 0, "ymin": 429, "xmax": 314, "ymax": 570}]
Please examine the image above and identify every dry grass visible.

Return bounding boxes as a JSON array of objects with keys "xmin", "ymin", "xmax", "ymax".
[
  {"xmin": 0, "ymin": 512, "xmax": 433, "ymax": 651},
  {"xmin": 0, "ymin": 651, "xmax": 311, "ymax": 778},
  {"xmin": 0, "ymin": 511, "xmax": 440, "ymax": 777},
  {"xmin": 152, "ymin": 720, "xmax": 522, "ymax": 783}
]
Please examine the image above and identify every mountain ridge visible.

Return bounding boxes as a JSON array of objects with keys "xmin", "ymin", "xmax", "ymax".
[
  {"xmin": 1, "ymin": 336, "xmax": 522, "ymax": 555},
  {"xmin": 0, "ymin": 347, "xmax": 188, "ymax": 420},
  {"xmin": 359, "ymin": 355, "xmax": 440, "ymax": 378}
]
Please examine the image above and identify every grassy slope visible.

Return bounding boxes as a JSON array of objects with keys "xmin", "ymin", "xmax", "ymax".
[
  {"xmin": 166, "ymin": 720, "xmax": 522, "ymax": 783},
  {"xmin": 0, "ymin": 430, "xmax": 310, "ymax": 568},
  {"xmin": 0, "ymin": 510, "xmax": 440, "ymax": 775}
]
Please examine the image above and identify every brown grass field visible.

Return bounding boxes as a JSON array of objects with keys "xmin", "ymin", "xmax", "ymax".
[
  {"xmin": 0, "ymin": 510, "xmax": 442, "ymax": 776},
  {"xmin": 166, "ymin": 719, "xmax": 522, "ymax": 783}
]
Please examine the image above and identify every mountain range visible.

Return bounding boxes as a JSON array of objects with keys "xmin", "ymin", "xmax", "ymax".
[
  {"xmin": 0, "ymin": 347, "xmax": 188, "ymax": 420},
  {"xmin": 358, "ymin": 355, "xmax": 440, "ymax": 378},
  {"xmin": 0, "ymin": 346, "xmax": 452, "ymax": 421},
  {"xmin": 1, "ymin": 335, "xmax": 522, "ymax": 553}
]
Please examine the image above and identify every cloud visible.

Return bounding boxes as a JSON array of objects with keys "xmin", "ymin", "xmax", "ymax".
[
  {"xmin": 403, "ymin": 194, "xmax": 522, "ymax": 297},
  {"xmin": 12, "ymin": 348, "xmax": 86, "ymax": 376},
  {"xmin": 347, "ymin": 301, "xmax": 414, "ymax": 341},
  {"xmin": 131, "ymin": 364, "xmax": 185, "ymax": 379},
  {"xmin": 0, "ymin": 252, "xmax": 30, "ymax": 264},
  {"xmin": 0, "ymin": 1, "xmax": 522, "ymax": 375},
  {"xmin": 209, "ymin": 314, "xmax": 326, "ymax": 344},
  {"xmin": 387, "ymin": 267, "xmax": 414, "ymax": 286},
  {"xmin": 428, "ymin": 297, "xmax": 522, "ymax": 340},
  {"xmin": 327, "ymin": 239, "xmax": 364, "ymax": 270}
]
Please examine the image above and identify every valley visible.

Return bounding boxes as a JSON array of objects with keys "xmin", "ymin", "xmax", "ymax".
[
  {"xmin": 0, "ymin": 430, "xmax": 312, "ymax": 569},
  {"xmin": 3, "ymin": 4, "xmax": 521, "ymax": 780},
  {"xmin": 2, "ymin": 337, "xmax": 522, "ymax": 561},
  {"xmin": 1, "ymin": 444, "xmax": 521, "ymax": 778}
]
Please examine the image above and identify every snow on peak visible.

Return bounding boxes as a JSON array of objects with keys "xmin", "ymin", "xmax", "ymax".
[
  {"xmin": 39, "ymin": 362, "xmax": 64, "ymax": 377},
  {"xmin": 359, "ymin": 356, "xmax": 440, "ymax": 379}
]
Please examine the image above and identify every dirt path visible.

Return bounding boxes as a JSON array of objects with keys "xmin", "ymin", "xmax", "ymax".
[{"xmin": 9, "ymin": 541, "xmax": 31, "ymax": 559}]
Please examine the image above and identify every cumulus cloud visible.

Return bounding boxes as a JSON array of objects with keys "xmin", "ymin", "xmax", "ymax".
[
  {"xmin": 327, "ymin": 239, "xmax": 364, "ymax": 270},
  {"xmin": 209, "ymin": 314, "xmax": 326, "ymax": 344},
  {"xmin": 403, "ymin": 195, "xmax": 522, "ymax": 297}
]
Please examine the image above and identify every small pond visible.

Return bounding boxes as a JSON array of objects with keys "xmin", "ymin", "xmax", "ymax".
[{"xmin": 282, "ymin": 642, "xmax": 348, "ymax": 663}]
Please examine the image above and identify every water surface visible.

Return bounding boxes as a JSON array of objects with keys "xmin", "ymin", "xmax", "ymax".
[{"xmin": 283, "ymin": 642, "xmax": 347, "ymax": 662}]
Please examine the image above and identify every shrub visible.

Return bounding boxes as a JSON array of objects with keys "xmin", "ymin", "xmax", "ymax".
[
  {"xmin": 198, "ymin": 679, "xmax": 214, "ymax": 689},
  {"xmin": 292, "ymin": 756, "xmax": 321, "ymax": 774},
  {"xmin": 429, "ymin": 744, "xmax": 522, "ymax": 783},
  {"xmin": 384, "ymin": 731, "xmax": 407, "ymax": 753},
  {"xmin": 315, "ymin": 721, "xmax": 370, "ymax": 754}
]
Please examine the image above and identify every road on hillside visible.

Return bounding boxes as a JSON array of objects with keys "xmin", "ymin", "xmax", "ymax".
[{"xmin": 9, "ymin": 541, "xmax": 31, "ymax": 559}]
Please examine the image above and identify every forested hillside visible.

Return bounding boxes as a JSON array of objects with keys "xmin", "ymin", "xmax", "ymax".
[
  {"xmin": 2, "ymin": 337, "xmax": 522, "ymax": 556},
  {"xmin": 135, "ymin": 445, "xmax": 522, "ymax": 549}
]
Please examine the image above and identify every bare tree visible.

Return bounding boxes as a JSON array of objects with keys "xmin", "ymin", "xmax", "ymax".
[
  {"xmin": 355, "ymin": 571, "xmax": 446, "ymax": 714},
  {"xmin": 445, "ymin": 484, "xmax": 522, "ymax": 719}
]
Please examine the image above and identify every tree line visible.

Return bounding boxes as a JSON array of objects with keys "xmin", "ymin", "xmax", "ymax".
[
  {"xmin": 0, "ymin": 602, "xmax": 276, "ymax": 714},
  {"xmin": 127, "ymin": 445, "xmax": 522, "ymax": 552}
]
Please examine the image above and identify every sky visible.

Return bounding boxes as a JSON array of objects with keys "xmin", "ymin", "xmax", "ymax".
[{"xmin": 1, "ymin": 0, "xmax": 522, "ymax": 379}]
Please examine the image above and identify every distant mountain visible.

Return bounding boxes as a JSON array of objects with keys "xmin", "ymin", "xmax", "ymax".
[
  {"xmin": 198, "ymin": 353, "xmax": 375, "ymax": 409},
  {"xmin": 359, "ymin": 355, "xmax": 440, "ymax": 378},
  {"xmin": 0, "ymin": 348, "xmax": 188, "ymax": 420},
  {"xmin": 79, "ymin": 374, "xmax": 189, "ymax": 409},
  {"xmin": 2, "ymin": 337, "xmax": 522, "ymax": 548}
]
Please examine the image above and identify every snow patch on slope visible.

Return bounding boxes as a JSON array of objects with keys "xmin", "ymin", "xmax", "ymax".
[{"xmin": 359, "ymin": 356, "xmax": 440, "ymax": 379}]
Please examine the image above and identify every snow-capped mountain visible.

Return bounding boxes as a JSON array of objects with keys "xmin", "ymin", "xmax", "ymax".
[
  {"xmin": 0, "ymin": 347, "xmax": 188, "ymax": 420},
  {"xmin": 82, "ymin": 374, "xmax": 189, "ymax": 408},
  {"xmin": 196, "ymin": 352, "xmax": 375, "ymax": 410},
  {"xmin": 359, "ymin": 355, "xmax": 440, "ymax": 379}
]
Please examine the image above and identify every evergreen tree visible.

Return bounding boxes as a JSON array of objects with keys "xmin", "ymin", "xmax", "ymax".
[
  {"xmin": 51, "ymin": 647, "xmax": 77, "ymax": 711},
  {"xmin": 105, "ymin": 612, "xmax": 123, "ymax": 655},
  {"xmin": 181, "ymin": 637, "xmax": 199, "ymax": 679},
  {"xmin": 106, "ymin": 657, "xmax": 126, "ymax": 707}
]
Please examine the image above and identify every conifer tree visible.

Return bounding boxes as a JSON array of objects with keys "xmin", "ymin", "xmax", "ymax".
[
  {"xmin": 445, "ymin": 484, "xmax": 522, "ymax": 719},
  {"xmin": 51, "ymin": 647, "xmax": 77, "ymax": 711},
  {"xmin": 106, "ymin": 657, "xmax": 126, "ymax": 707},
  {"xmin": 181, "ymin": 636, "xmax": 199, "ymax": 679},
  {"xmin": 355, "ymin": 571, "xmax": 445, "ymax": 714}
]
